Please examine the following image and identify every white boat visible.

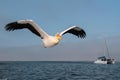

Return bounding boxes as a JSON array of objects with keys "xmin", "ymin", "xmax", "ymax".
[
  {"xmin": 94, "ymin": 56, "xmax": 115, "ymax": 64},
  {"xmin": 94, "ymin": 38, "xmax": 115, "ymax": 64}
]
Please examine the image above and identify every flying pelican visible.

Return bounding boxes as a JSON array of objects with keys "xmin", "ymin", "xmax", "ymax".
[{"xmin": 5, "ymin": 20, "xmax": 86, "ymax": 48}]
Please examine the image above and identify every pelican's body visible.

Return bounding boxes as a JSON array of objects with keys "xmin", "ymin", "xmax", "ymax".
[
  {"xmin": 5, "ymin": 20, "xmax": 86, "ymax": 48},
  {"xmin": 42, "ymin": 35, "xmax": 60, "ymax": 47}
]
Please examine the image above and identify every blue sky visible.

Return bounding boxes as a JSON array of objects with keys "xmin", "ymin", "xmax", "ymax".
[{"xmin": 0, "ymin": 0, "xmax": 120, "ymax": 61}]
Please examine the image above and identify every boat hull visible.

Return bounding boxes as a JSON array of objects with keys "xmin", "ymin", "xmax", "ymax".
[{"xmin": 94, "ymin": 59, "xmax": 115, "ymax": 64}]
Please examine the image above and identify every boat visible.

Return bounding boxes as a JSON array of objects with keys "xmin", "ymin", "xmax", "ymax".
[
  {"xmin": 94, "ymin": 56, "xmax": 115, "ymax": 64},
  {"xmin": 94, "ymin": 38, "xmax": 115, "ymax": 64}
]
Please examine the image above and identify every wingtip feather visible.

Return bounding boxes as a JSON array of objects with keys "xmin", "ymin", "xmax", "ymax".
[{"xmin": 5, "ymin": 21, "xmax": 18, "ymax": 31}]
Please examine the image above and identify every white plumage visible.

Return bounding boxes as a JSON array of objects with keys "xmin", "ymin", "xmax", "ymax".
[{"xmin": 5, "ymin": 20, "xmax": 86, "ymax": 48}]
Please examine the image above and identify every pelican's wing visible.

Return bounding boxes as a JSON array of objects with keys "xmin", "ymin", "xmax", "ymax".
[
  {"xmin": 60, "ymin": 26, "xmax": 86, "ymax": 38},
  {"xmin": 5, "ymin": 20, "xmax": 49, "ymax": 39}
]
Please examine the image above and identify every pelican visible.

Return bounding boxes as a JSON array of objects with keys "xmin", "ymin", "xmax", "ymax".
[{"xmin": 5, "ymin": 20, "xmax": 86, "ymax": 48}]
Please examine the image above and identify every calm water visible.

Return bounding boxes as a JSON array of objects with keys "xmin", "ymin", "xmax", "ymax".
[{"xmin": 0, "ymin": 61, "xmax": 120, "ymax": 80}]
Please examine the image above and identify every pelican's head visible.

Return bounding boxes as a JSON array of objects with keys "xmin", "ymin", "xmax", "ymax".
[{"xmin": 55, "ymin": 33, "xmax": 62, "ymax": 41}]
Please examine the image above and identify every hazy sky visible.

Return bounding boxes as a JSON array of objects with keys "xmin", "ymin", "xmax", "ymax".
[{"xmin": 0, "ymin": 0, "xmax": 120, "ymax": 61}]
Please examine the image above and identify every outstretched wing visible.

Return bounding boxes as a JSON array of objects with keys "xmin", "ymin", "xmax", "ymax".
[
  {"xmin": 5, "ymin": 20, "xmax": 48, "ymax": 39},
  {"xmin": 60, "ymin": 26, "xmax": 86, "ymax": 38}
]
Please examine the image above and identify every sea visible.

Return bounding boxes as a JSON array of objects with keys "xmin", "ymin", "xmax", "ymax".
[{"xmin": 0, "ymin": 61, "xmax": 120, "ymax": 80}]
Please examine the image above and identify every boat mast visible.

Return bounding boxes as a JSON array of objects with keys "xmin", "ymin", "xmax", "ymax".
[{"xmin": 104, "ymin": 38, "xmax": 111, "ymax": 59}]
